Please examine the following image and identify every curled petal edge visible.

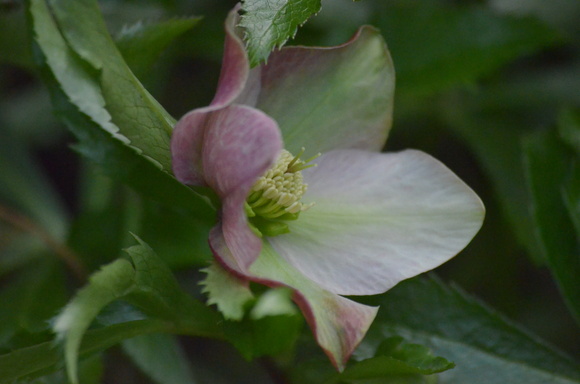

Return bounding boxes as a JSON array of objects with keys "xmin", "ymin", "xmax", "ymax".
[{"xmin": 209, "ymin": 230, "xmax": 378, "ymax": 371}]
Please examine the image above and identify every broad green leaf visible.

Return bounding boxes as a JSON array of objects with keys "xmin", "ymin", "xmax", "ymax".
[
  {"xmin": 240, "ymin": 0, "xmax": 321, "ymax": 66},
  {"xmin": 53, "ymin": 236, "xmax": 222, "ymax": 384},
  {"xmin": 360, "ymin": 277, "xmax": 580, "ymax": 384},
  {"xmin": 314, "ymin": 336, "xmax": 454, "ymax": 384},
  {"xmin": 523, "ymin": 129, "xmax": 580, "ymax": 323},
  {"xmin": 372, "ymin": 3, "xmax": 560, "ymax": 95},
  {"xmin": 47, "ymin": 0, "xmax": 175, "ymax": 170},
  {"xmin": 30, "ymin": 0, "xmax": 215, "ymax": 220},
  {"xmin": 0, "ymin": 319, "xmax": 174, "ymax": 383},
  {"xmin": 116, "ymin": 17, "xmax": 200, "ymax": 78},
  {"xmin": 122, "ymin": 334, "xmax": 196, "ymax": 384}
]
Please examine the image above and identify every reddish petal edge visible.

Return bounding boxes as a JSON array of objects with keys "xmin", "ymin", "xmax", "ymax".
[
  {"xmin": 209, "ymin": 231, "xmax": 378, "ymax": 371},
  {"xmin": 211, "ymin": 5, "xmax": 251, "ymax": 107},
  {"xmin": 171, "ymin": 107, "xmax": 213, "ymax": 186}
]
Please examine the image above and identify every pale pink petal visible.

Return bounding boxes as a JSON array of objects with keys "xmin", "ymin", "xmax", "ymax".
[
  {"xmin": 269, "ymin": 149, "xmax": 485, "ymax": 296},
  {"xmin": 210, "ymin": 235, "xmax": 379, "ymax": 371}
]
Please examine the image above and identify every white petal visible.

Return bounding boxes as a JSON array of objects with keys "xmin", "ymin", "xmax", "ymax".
[{"xmin": 268, "ymin": 149, "xmax": 485, "ymax": 296}]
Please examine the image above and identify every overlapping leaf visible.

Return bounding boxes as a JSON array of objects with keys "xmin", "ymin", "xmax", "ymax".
[
  {"xmin": 29, "ymin": 0, "xmax": 213, "ymax": 218},
  {"xmin": 365, "ymin": 277, "xmax": 580, "ymax": 383},
  {"xmin": 240, "ymin": 0, "xmax": 321, "ymax": 66},
  {"xmin": 52, "ymin": 236, "xmax": 222, "ymax": 384}
]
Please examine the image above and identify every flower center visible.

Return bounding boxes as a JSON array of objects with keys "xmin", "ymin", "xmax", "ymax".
[{"xmin": 245, "ymin": 148, "xmax": 318, "ymax": 237}]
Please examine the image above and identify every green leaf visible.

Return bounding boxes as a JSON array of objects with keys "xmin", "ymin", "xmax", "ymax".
[
  {"xmin": 240, "ymin": 0, "xmax": 321, "ymax": 66},
  {"xmin": 116, "ymin": 17, "xmax": 200, "ymax": 78},
  {"xmin": 361, "ymin": 277, "xmax": 580, "ymax": 384},
  {"xmin": 372, "ymin": 3, "xmax": 560, "ymax": 95},
  {"xmin": 224, "ymin": 313, "xmax": 302, "ymax": 361},
  {"xmin": 52, "ymin": 236, "xmax": 222, "ymax": 384},
  {"xmin": 200, "ymin": 261, "xmax": 254, "ymax": 321},
  {"xmin": 0, "ymin": 319, "xmax": 174, "ymax": 383},
  {"xmin": 319, "ymin": 336, "xmax": 454, "ymax": 384},
  {"xmin": 523, "ymin": 128, "xmax": 580, "ymax": 323},
  {"xmin": 29, "ymin": 0, "xmax": 215, "ymax": 220},
  {"xmin": 224, "ymin": 286, "xmax": 301, "ymax": 360},
  {"xmin": 122, "ymin": 333, "xmax": 196, "ymax": 384},
  {"xmin": 46, "ymin": 0, "xmax": 176, "ymax": 169}
]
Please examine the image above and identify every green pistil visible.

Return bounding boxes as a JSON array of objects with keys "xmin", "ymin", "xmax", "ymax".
[{"xmin": 246, "ymin": 148, "xmax": 318, "ymax": 237}]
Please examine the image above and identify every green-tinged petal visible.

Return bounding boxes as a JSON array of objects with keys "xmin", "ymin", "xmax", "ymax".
[
  {"xmin": 269, "ymin": 149, "xmax": 485, "ymax": 296},
  {"xmin": 255, "ymin": 26, "xmax": 395, "ymax": 157},
  {"xmin": 249, "ymin": 242, "xmax": 378, "ymax": 371}
]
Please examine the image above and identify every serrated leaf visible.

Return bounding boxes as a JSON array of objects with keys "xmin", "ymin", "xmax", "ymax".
[
  {"xmin": 240, "ymin": 0, "xmax": 321, "ymax": 66},
  {"xmin": 47, "ymin": 0, "xmax": 176, "ymax": 170},
  {"xmin": 360, "ymin": 277, "xmax": 580, "ymax": 384},
  {"xmin": 116, "ymin": 17, "xmax": 200, "ymax": 78},
  {"xmin": 122, "ymin": 333, "xmax": 196, "ymax": 384},
  {"xmin": 314, "ymin": 336, "xmax": 453, "ymax": 384},
  {"xmin": 523, "ymin": 129, "xmax": 580, "ymax": 323},
  {"xmin": 201, "ymin": 261, "xmax": 254, "ymax": 321},
  {"xmin": 30, "ymin": 0, "xmax": 215, "ymax": 220},
  {"xmin": 52, "ymin": 236, "xmax": 222, "ymax": 384},
  {"xmin": 372, "ymin": 3, "xmax": 560, "ymax": 95}
]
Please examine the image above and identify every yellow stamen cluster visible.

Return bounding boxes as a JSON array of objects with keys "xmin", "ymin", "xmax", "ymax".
[{"xmin": 247, "ymin": 149, "xmax": 317, "ymax": 220}]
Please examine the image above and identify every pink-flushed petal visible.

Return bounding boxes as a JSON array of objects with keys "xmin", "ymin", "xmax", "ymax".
[
  {"xmin": 210, "ymin": 234, "xmax": 378, "ymax": 371},
  {"xmin": 201, "ymin": 104, "xmax": 282, "ymax": 198},
  {"xmin": 269, "ymin": 149, "xmax": 485, "ymax": 296},
  {"xmin": 209, "ymin": 203, "xmax": 262, "ymax": 274},
  {"xmin": 171, "ymin": 107, "xmax": 212, "ymax": 186},
  {"xmin": 210, "ymin": 6, "xmax": 251, "ymax": 107},
  {"xmin": 200, "ymin": 104, "xmax": 281, "ymax": 272},
  {"xmin": 255, "ymin": 26, "xmax": 395, "ymax": 158},
  {"xmin": 171, "ymin": 104, "xmax": 281, "ymax": 190}
]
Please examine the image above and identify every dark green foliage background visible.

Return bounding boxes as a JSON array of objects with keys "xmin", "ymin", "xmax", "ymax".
[{"xmin": 0, "ymin": 0, "xmax": 579, "ymax": 383}]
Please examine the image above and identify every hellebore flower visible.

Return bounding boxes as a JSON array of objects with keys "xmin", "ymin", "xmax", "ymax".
[{"xmin": 171, "ymin": 7, "xmax": 485, "ymax": 370}]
